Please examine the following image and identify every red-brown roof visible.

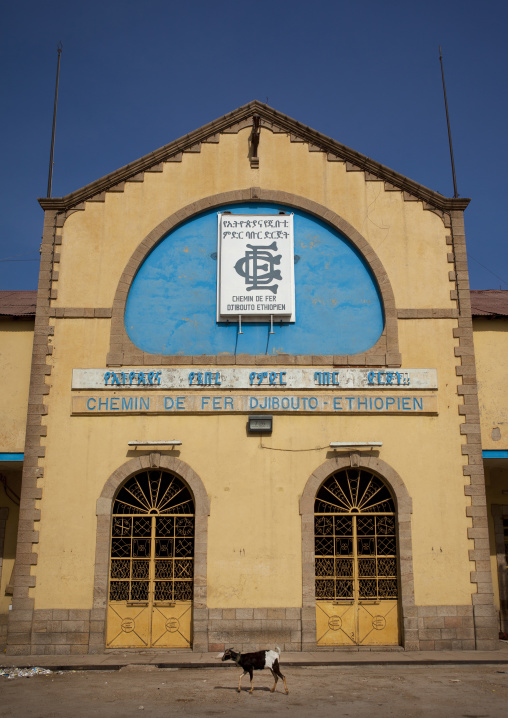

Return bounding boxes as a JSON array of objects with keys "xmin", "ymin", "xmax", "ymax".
[
  {"xmin": 0, "ymin": 290, "xmax": 37, "ymax": 317},
  {"xmin": 470, "ymin": 290, "xmax": 508, "ymax": 317}
]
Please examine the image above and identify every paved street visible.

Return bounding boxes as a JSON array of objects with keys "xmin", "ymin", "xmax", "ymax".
[{"xmin": 1, "ymin": 663, "xmax": 507, "ymax": 718}]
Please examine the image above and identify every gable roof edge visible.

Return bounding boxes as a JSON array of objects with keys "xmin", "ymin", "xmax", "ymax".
[{"xmin": 39, "ymin": 100, "xmax": 470, "ymax": 214}]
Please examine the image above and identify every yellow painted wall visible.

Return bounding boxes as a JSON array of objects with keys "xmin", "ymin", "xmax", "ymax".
[
  {"xmin": 0, "ymin": 318, "xmax": 34, "ymax": 452},
  {"xmin": 32, "ymin": 321, "xmax": 471, "ymax": 609},
  {"xmin": 55, "ymin": 131, "xmax": 454, "ymax": 312},
  {"xmin": 29, "ymin": 128, "xmax": 475, "ymax": 611},
  {"xmin": 475, "ymin": 317, "xmax": 508, "ymax": 611},
  {"xmin": 0, "ymin": 317, "xmax": 32, "ymax": 619},
  {"xmin": 473, "ymin": 317, "xmax": 508, "ymax": 450}
]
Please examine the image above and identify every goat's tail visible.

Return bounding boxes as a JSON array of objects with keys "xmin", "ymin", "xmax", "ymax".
[{"xmin": 274, "ymin": 646, "xmax": 281, "ymax": 654}]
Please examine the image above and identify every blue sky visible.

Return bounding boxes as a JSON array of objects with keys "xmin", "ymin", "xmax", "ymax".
[{"xmin": 1, "ymin": 0, "xmax": 507, "ymax": 290}]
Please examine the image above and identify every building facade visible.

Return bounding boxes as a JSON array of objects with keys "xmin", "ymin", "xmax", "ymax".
[
  {"xmin": 0, "ymin": 102, "xmax": 504, "ymax": 655},
  {"xmin": 472, "ymin": 291, "xmax": 508, "ymax": 637},
  {"xmin": 0, "ymin": 291, "xmax": 35, "ymax": 648}
]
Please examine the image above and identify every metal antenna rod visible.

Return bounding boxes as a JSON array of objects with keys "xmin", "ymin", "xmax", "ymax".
[
  {"xmin": 47, "ymin": 42, "xmax": 63, "ymax": 198},
  {"xmin": 439, "ymin": 46, "xmax": 458, "ymax": 198}
]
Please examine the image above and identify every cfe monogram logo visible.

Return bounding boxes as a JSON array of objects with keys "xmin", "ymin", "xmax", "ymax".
[
  {"xmin": 218, "ymin": 213, "xmax": 295, "ymax": 321},
  {"xmin": 234, "ymin": 242, "xmax": 282, "ymax": 294}
]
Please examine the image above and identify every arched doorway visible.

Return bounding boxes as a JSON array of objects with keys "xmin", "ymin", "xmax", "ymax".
[
  {"xmin": 314, "ymin": 467, "xmax": 400, "ymax": 646},
  {"xmin": 106, "ymin": 469, "xmax": 195, "ymax": 648}
]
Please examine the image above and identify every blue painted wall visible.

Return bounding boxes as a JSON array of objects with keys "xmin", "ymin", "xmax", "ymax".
[{"xmin": 125, "ymin": 203, "xmax": 384, "ymax": 356}]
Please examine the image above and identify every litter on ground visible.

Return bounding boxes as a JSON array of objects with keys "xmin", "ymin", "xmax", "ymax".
[{"xmin": 1, "ymin": 666, "xmax": 53, "ymax": 679}]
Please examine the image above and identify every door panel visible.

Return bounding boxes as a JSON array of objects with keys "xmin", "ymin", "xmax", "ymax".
[
  {"xmin": 106, "ymin": 603, "xmax": 150, "ymax": 648},
  {"xmin": 357, "ymin": 600, "xmax": 399, "ymax": 645},
  {"xmin": 151, "ymin": 601, "xmax": 192, "ymax": 648},
  {"xmin": 316, "ymin": 601, "xmax": 356, "ymax": 646}
]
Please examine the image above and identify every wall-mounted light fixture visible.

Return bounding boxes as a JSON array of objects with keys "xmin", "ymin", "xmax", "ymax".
[
  {"xmin": 329, "ymin": 442, "xmax": 382, "ymax": 449},
  {"xmin": 248, "ymin": 415, "xmax": 273, "ymax": 434}
]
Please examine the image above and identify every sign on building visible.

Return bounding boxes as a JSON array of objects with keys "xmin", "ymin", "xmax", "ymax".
[
  {"xmin": 217, "ymin": 213, "xmax": 295, "ymax": 321},
  {"xmin": 72, "ymin": 367, "xmax": 438, "ymax": 391}
]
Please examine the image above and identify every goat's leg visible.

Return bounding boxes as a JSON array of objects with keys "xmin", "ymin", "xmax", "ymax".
[
  {"xmin": 272, "ymin": 661, "xmax": 289, "ymax": 694},
  {"xmin": 248, "ymin": 668, "xmax": 254, "ymax": 694},
  {"xmin": 238, "ymin": 670, "xmax": 246, "ymax": 693},
  {"xmin": 270, "ymin": 668, "xmax": 279, "ymax": 693}
]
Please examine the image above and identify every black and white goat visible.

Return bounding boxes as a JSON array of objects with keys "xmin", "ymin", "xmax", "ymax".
[{"xmin": 221, "ymin": 647, "xmax": 289, "ymax": 694}]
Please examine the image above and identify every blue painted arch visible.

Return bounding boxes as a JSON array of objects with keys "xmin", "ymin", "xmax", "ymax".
[{"xmin": 125, "ymin": 203, "xmax": 384, "ymax": 356}]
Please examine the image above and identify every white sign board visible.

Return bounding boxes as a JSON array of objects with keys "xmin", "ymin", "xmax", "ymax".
[
  {"xmin": 72, "ymin": 368, "xmax": 438, "ymax": 391},
  {"xmin": 217, "ymin": 213, "xmax": 295, "ymax": 321}
]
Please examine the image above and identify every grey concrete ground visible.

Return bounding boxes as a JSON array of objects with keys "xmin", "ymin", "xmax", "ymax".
[
  {"xmin": 1, "ymin": 663, "xmax": 508, "ymax": 718},
  {"xmin": 1, "ymin": 641, "xmax": 508, "ymax": 670}
]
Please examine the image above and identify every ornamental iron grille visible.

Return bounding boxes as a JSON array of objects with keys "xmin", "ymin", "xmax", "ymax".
[
  {"xmin": 107, "ymin": 470, "xmax": 194, "ymax": 648},
  {"xmin": 314, "ymin": 468, "xmax": 400, "ymax": 646}
]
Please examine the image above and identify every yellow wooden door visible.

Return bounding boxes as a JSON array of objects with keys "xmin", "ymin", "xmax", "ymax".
[
  {"xmin": 315, "ymin": 469, "xmax": 400, "ymax": 647},
  {"xmin": 106, "ymin": 471, "xmax": 194, "ymax": 649}
]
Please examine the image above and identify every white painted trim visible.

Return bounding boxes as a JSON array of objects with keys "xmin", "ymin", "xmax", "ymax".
[
  {"xmin": 329, "ymin": 442, "xmax": 383, "ymax": 448},
  {"xmin": 128, "ymin": 441, "xmax": 182, "ymax": 446}
]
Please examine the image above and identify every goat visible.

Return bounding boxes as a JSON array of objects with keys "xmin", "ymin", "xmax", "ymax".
[{"xmin": 221, "ymin": 646, "xmax": 289, "ymax": 694}]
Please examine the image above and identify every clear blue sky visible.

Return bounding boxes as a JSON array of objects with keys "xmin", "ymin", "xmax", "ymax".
[{"xmin": 1, "ymin": 0, "xmax": 507, "ymax": 290}]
